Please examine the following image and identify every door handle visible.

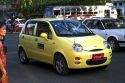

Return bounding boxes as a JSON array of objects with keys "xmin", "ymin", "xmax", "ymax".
[{"xmin": 37, "ymin": 43, "xmax": 44, "ymax": 49}]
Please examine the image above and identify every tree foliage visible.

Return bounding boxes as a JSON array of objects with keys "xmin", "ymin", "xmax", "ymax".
[{"xmin": 2, "ymin": 0, "xmax": 10, "ymax": 5}]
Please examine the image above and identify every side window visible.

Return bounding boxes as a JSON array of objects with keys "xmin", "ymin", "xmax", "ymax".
[
  {"xmin": 65, "ymin": 8, "xmax": 70, "ymax": 15},
  {"xmin": 93, "ymin": 20, "xmax": 104, "ymax": 29},
  {"xmin": 102, "ymin": 20, "xmax": 112, "ymax": 29},
  {"xmin": 84, "ymin": 20, "xmax": 93, "ymax": 29},
  {"xmin": 54, "ymin": 10, "xmax": 60, "ymax": 17},
  {"xmin": 36, "ymin": 22, "xmax": 52, "ymax": 39},
  {"xmin": 23, "ymin": 21, "xmax": 37, "ymax": 36}
]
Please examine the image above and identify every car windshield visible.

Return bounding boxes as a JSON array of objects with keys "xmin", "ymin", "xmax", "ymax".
[
  {"xmin": 51, "ymin": 20, "xmax": 94, "ymax": 37},
  {"xmin": 101, "ymin": 19, "xmax": 125, "ymax": 29}
]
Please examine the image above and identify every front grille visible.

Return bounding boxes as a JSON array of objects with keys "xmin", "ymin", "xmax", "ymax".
[
  {"xmin": 89, "ymin": 49, "xmax": 103, "ymax": 52},
  {"xmin": 86, "ymin": 57, "xmax": 107, "ymax": 65}
]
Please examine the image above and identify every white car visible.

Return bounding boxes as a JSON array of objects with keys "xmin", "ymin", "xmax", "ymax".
[{"xmin": 83, "ymin": 18, "xmax": 125, "ymax": 51}]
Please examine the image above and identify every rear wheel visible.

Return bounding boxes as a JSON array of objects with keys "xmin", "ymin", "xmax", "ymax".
[
  {"xmin": 54, "ymin": 55, "xmax": 69, "ymax": 75},
  {"xmin": 108, "ymin": 38, "xmax": 119, "ymax": 51},
  {"xmin": 18, "ymin": 48, "xmax": 29, "ymax": 64}
]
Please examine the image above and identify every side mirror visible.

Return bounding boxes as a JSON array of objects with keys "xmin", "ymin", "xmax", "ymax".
[{"xmin": 40, "ymin": 33, "xmax": 48, "ymax": 40}]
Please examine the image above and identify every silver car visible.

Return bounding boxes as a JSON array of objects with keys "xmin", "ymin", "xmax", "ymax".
[{"xmin": 83, "ymin": 18, "xmax": 125, "ymax": 51}]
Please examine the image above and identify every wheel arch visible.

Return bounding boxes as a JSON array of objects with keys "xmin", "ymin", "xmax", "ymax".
[
  {"xmin": 53, "ymin": 52, "xmax": 68, "ymax": 67},
  {"xmin": 18, "ymin": 46, "xmax": 24, "ymax": 54},
  {"xmin": 18, "ymin": 46, "xmax": 28, "ymax": 57},
  {"xmin": 107, "ymin": 36, "xmax": 118, "ymax": 41}
]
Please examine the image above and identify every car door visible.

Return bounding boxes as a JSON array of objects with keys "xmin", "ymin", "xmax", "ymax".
[
  {"xmin": 92, "ymin": 20, "xmax": 106, "ymax": 39},
  {"xmin": 34, "ymin": 21, "xmax": 54, "ymax": 64},
  {"xmin": 20, "ymin": 21, "xmax": 38, "ymax": 59},
  {"xmin": 100, "ymin": 19, "xmax": 114, "ymax": 39}
]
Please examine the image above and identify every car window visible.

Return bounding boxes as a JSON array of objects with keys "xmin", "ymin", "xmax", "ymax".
[
  {"xmin": 36, "ymin": 22, "xmax": 52, "ymax": 39},
  {"xmin": 101, "ymin": 19, "xmax": 125, "ymax": 29},
  {"xmin": 93, "ymin": 20, "xmax": 104, "ymax": 29},
  {"xmin": 23, "ymin": 21, "xmax": 37, "ymax": 36},
  {"xmin": 84, "ymin": 20, "xmax": 93, "ymax": 29}
]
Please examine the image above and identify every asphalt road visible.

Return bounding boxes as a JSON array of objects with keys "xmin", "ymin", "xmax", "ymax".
[{"xmin": 5, "ymin": 33, "xmax": 125, "ymax": 83}]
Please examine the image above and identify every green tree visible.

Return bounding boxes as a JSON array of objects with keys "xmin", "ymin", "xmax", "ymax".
[{"xmin": 2, "ymin": 0, "xmax": 10, "ymax": 5}]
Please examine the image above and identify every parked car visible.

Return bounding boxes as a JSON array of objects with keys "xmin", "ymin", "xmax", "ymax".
[
  {"xmin": 14, "ymin": 18, "xmax": 26, "ymax": 32},
  {"xmin": 6, "ymin": 18, "xmax": 26, "ymax": 32},
  {"xmin": 83, "ymin": 17, "xmax": 125, "ymax": 51},
  {"xmin": 18, "ymin": 18, "xmax": 112, "ymax": 75}
]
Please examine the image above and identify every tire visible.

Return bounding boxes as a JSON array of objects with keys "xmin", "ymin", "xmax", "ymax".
[
  {"xmin": 108, "ymin": 38, "xmax": 119, "ymax": 51},
  {"xmin": 18, "ymin": 48, "xmax": 29, "ymax": 64},
  {"xmin": 54, "ymin": 55, "xmax": 69, "ymax": 75}
]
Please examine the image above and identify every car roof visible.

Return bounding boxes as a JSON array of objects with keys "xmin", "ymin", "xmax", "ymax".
[
  {"xmin": 28, "ymin": 18, "xmax": 71, "ymax": 22},
  {"xmin": 84, "ymin": 17, "xmax": 116, "ymax": 20}
]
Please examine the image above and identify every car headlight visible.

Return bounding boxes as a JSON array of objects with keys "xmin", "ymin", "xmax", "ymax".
[
  {"xmin": 73, "ymin": 43, "xmax": 83, "ymax": 52},
  {"xmin": 103, "ymin": 41, "xmax": 110, "ymax": 49}
]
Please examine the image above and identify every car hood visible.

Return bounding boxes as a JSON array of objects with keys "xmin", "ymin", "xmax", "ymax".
[{"xmin": 63, "ymin": 35, "xmax": 106, "ymax": 51}]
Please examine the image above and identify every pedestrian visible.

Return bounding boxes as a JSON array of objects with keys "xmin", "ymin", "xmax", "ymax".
[
  {"xmin": 0, "ymin": 58, "xmax": 6, "ymax": 83},
  {"xmin": 11, "ymin": 14, "xmax": 15, "ymax": 32},
  {"xmin": 0, "ymin": 22, "xmax": 8, "ymax": 83}
]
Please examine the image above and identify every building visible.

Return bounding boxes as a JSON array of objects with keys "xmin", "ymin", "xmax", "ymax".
[{"xmin": 112, "ymin": 0, "xmax": 125, "ymax": 17}]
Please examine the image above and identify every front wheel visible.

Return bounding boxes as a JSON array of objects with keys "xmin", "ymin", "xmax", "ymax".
[
  {"xmin": 54, "ymin": 55, "xmax": 69, "ymax": 75},
  {"xmin": 18, "ymin": 48, "xmax": 29, "ymax": 64},
  {"xmin": 108, "ymin": 38, "xmax": 119, "ymax": 51}
]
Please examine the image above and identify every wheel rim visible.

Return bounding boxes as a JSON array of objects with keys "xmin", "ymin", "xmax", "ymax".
[
  {"xmin": 55, "ymin": 59, "xmax": 64, "ymax": 73},
  {"xmin": 109, "ymin": 40, "xmax": 115, "ymax": 50},
  {"xmin": 19, "ymin": 51, "xmax": 26, "ymax": 62}
]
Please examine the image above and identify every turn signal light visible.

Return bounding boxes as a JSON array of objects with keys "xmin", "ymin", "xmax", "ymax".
[{"xmin": 75, "ymin": 57, "xmax": 81, "ymax": 60}]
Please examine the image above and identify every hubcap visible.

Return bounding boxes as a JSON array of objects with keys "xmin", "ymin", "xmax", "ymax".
[
  {"xmin": 109, "ymin": 40, "xmax": 115, "ymax": 50},
  {"xmin": 20, "ymin": 51, "xmax": 26, "ymax": 62},
  {"xmin": 55, "ymin": 59, "xmax": 64, "ymax": 73}
]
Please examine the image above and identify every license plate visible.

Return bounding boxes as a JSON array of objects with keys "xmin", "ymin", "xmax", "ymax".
[{"xmin": 92, "ymin": 53, "xmax": 104, "ymax": 61}]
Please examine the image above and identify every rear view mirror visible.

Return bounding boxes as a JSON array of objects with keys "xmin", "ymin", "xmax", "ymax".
[{"xmin": 40, "ymin": 33, "xmax": 48, "ymax": 40}]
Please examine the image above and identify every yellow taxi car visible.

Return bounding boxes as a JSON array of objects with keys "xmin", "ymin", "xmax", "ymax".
[{"xmin": 18, "ymin": 18, "xmax": 112, "ymax": 75}]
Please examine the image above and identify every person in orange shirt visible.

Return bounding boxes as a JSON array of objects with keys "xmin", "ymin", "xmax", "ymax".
[{"xmin": 0, "ymin": 22, "xmax": 8, "ymax": 83}]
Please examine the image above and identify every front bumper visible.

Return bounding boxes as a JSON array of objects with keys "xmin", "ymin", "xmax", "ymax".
[{"xmin": 66, "ymin": 48, "xmax": 112, "ymax": 69}]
